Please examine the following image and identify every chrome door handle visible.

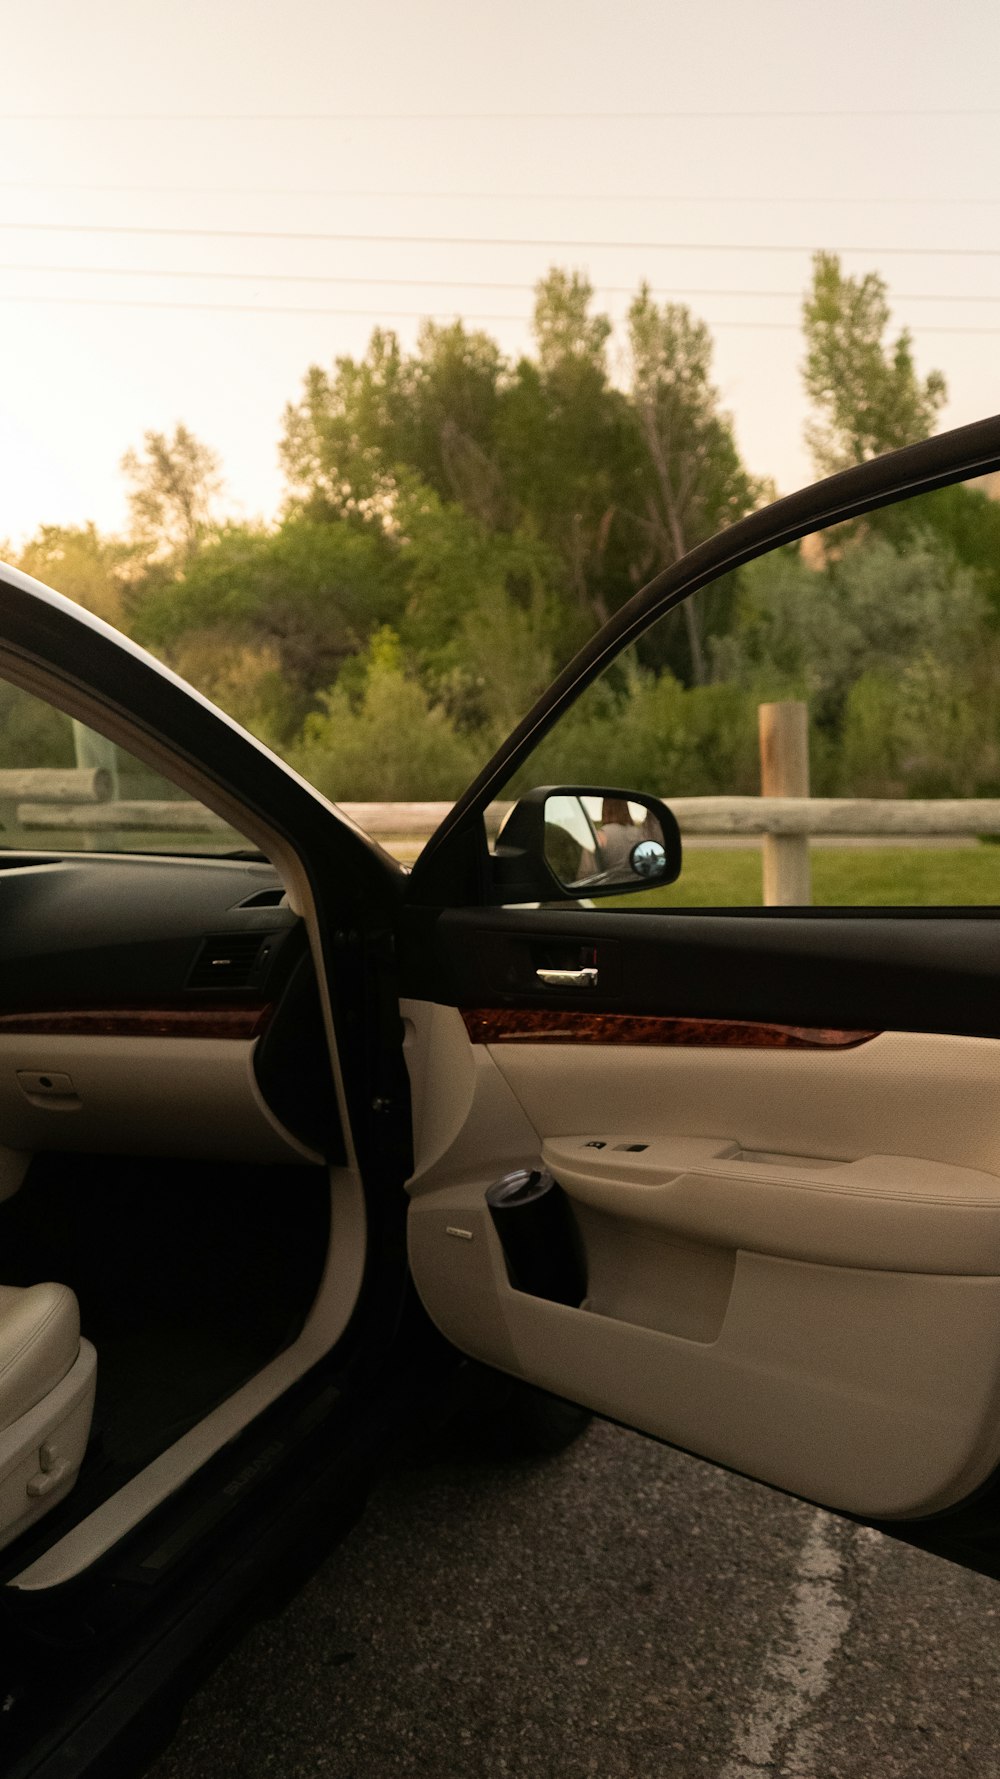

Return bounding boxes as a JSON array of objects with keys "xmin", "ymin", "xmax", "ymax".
[{"xmin": 535, "ymin": 966, "xmax": 598, "ymax": 989}]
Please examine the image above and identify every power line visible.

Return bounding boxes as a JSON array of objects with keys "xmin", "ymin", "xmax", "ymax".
[
  {"xmin": 0, "ymin": 109, "xmax": 998, "ymax": 121},
  {"xmin": 1, "ymin": 221, "xmax": 997, "ymax": 256},
  {"xmin": 2, "ymin": 179, "xmax": 999, "ymax": 207},
  {"xmin": 3, "ymin": 289, "xmax": 1000, "ymax": 334},
  {"xmin": 1, "ymin": 262, "xmax": 998, "ymax": 304}
]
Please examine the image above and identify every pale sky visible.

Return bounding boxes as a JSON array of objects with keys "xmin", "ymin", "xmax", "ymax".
[{"xmin": 1, "ymin": 0, "xmax": 999, "ymax": 549}]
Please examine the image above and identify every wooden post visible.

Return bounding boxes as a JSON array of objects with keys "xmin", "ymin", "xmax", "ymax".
[
  {"xmin": 758, "ymin": 701, "xmax": 811, "ymax": 906},
  {"xmin": 72, "ymin": 722, "xmax": 120, "ymax": 851},
  {"xmin": 71, "ymin": 722, "xmax": 119, "ymax": 798}
]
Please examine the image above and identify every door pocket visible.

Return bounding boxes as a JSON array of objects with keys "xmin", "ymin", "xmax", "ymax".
[{"xmin": 574, "ymin": 1204, "xmax": 734, "ymax": 1343}]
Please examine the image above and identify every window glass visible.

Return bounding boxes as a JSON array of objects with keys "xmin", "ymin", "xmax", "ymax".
[
  {"xmin": 493, "ymin": 473, "xmax": 1000, "ymax": 908},
  {"xmin": 0, "ymin": 680, "xmax": 251, "ymax": 856}
]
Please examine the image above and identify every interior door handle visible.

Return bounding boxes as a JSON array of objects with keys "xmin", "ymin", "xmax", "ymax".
[{"xmin": 535, "ymin": 966, "xmax": 598, "ymax": 989}]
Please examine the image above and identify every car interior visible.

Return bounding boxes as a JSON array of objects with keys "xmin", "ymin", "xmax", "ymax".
[{"xmin": 0, "ymin": 683, "xmax": 361, "ymax": 1594}]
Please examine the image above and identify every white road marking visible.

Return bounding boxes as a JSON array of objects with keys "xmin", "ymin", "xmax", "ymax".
[{"xmin": 718, "ymin": 1509, "xmax": 855, "ymax": 1777}]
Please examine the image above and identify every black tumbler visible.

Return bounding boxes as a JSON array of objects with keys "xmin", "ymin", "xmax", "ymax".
[{"xmin": 485, "ymin": 1168, "xmax": 586, "ymax": 1307}]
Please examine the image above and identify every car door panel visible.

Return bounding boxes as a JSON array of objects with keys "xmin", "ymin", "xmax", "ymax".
[
  {"xmin": 405, "ymin": 992, "xmax": 1000, "ymax": 1520},
  {"xmin": 402, "ymin": 879, "xmax": 1000, "ymax": 1523}
]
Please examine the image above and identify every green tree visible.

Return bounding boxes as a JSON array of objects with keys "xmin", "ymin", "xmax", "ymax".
[
  {"xmin": 498, "ymin": 270, "xmax": 638, "ymax": 639},
  {"xmin": 713, "ymin": 532, "xmax": 989, "ymax": 758},
  {"xmin": 121, "ymin": 424, "xmax": 224, "ymax": 561},
  {"xmin": 625, "ymin": 286, "xmax": 762, "ymax": 682},
  {"xmin": 131, "ymin": 518, "xmax": 405, "ymax": 740},
  {"xmin": 280, "ymin": 329, "xmax": 410, "ymax": 524},
  {"xmin": 17, "ymin": 523, "xmax": 145, "ymax": 627},
  {"xmin": 290, "ymin": 628, "xmax": 478, "ymax": 800},
  {"xmin": 802, "ymin": 251, "xmax": 947, "ymax": 474}
]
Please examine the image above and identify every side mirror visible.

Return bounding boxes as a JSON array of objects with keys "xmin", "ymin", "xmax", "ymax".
[{"xmin": 493, "ymin": 786, "xmax": 682, "ymax": 903}]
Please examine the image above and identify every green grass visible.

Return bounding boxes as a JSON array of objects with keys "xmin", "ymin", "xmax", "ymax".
[{"xmin": 607, "ymin": 845, "xmax": 1000, "ymax": 909}]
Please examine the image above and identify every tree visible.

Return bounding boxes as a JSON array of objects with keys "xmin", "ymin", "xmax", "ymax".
[
  {"xmin": 498, "ymin": 270, "xmax": 639, "ymax": 639},
  {"xmin": 279, "ymin": 330, "xmax": 410, "ymax": 524},
  {"xmin": 713, "ymin": 532, "xmax": 987, "ymax": 742},
  {"xmin": 280, "ymin": 271, "xmax": 642, "ymax": 653},
  {"xmin": 625, "ymin": 286, "xmax": 761, "ymax": 683},
  {"xmin": 802, "ymin": 251, "xmax": 947, "ymax": 475},
  {"xmin": 290, "ymin": 627, "xmax": 478, "ymax": 800},
  {"xmin": 17, "ymin": 523, "xmax": 145, "ymax": 626},
  {"xmin": 121, "ymin": 424, "xmax": 224, "ymax": 560},
  {"xmin": 131, "ymin": 517, "xmax": 405, "ymax": 739}
]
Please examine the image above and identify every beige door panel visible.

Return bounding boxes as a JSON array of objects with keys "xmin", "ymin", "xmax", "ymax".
[
  {"xmin": 403, "ymin": 1004, "xmax": 1000, "ymax": 1520},
  {"xmin": 543, "ymin": 1135, "xmax": 1000, "ymax": 1274},
  {"xmin": 492, "ymin": 1031, "xmax": 1000, "ymax": 1178}
]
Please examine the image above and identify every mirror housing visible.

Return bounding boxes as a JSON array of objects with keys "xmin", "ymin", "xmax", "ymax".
[{"xmin": 492, "ymin": 786, "xmax": 682, "ymax": 903}]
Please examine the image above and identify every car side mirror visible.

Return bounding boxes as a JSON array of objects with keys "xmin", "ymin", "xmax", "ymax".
[{"xmin": 492, "ymin": 786, "xmax": 682, "ymax": 902}]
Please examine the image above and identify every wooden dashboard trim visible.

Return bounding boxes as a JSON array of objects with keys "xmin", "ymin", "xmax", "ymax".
[
  {"xmin": 0, "ymin": 1006, "xmax": 274, "ymax": 1041},
  {"xmin": 461, "ymin": 1009, "xmax": 879, "ymax": 1050}
]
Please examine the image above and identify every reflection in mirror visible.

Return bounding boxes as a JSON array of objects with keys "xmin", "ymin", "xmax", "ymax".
[{"xmin": 543, "ymin": 794, "xmax": 669, "ymax": 892}]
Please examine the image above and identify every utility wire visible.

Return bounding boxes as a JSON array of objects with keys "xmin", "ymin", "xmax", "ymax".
[
  {"xmin": 1, "ymin": 180, "xmax": 999, "ymax": 206},
  {"xmin": 2, "ymin": 290, "xmax": 999, "ymax": 334},
  {"xmin": 0, "ymin": 221, "xmax": 997, "ymax": 255},
  {"xmin": 0, "ymin": 262, "xmax": 998, "ymax": 303},
  {"xmin": 1, "ymin": 108, "xmax": 999, "ymax": 121}
]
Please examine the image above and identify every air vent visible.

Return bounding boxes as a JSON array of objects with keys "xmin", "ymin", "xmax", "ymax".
[
  {"xmin": 235, "ymin": 887, "xmax": 287, "ymax": 909},
  {"xmin": 188, "ymin": 932, "xmax": 273, "ymax": 990}
]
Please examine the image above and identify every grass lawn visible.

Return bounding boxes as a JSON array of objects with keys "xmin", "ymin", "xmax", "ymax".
[{"xmin": 607, "ymin": 844, "xmax": 1000, "ymax": 908}]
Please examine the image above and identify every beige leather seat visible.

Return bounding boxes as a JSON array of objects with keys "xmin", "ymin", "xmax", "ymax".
[{"xmin": 0, "ymin": 1283, "xmax": 96, "ymax": 1551}]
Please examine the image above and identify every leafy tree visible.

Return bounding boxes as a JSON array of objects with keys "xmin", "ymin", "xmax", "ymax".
[
  {"xmin": 498, "ymin": 271, "xmax": 639, "ymax": 639},
  {"xmin": 869, "ymin": 479, "xmax": 1000, "ymax": 621},
  {"xmin": 839, "ymin": 661, "xmax": 1000, "ymax": 799},
  {"xmin": 131, "ymin": 518, "xmax": 405, "ymax": 740},
  {"xmin": 121, "ymin": 424, "xmax": 224, "ymax": 560},
  {"xmin": 279, "ymin": 271, "xmax": 644, "ymax": 656},
  {"xmin": 0, "ymin": 682, "xmax": 74, "ymax": 770},
  {"xmin": 625, "ymin": 286, "xmax": 762, "ymax": 682},
  {"xmin": 17, "ymin": 523, "xmax": 145, "ymax": 626},
  {"xmin": 403, "ymin": 321, "xmax": 509, "ymax": 526},
  {"xmin": 512, "ymin": 660, "xmax": 759, "ymax": 798},
  {"xmin": 389, "ymin": 478, "xmax": 559, "ymax": 735},
  {"xmin": 290, "ymin": 628, "xmax": 478, "ymax": 800},
  {"xmin": 280, "ymin": 329, "xmax": 410, "ymax": 524},
  {"xmin": 712, "ymin": 533, "xmax": 987, "ymax": 745},
  {"xmin": 802, "ymin": 252, "xmax": 947, "ymax": 474}
]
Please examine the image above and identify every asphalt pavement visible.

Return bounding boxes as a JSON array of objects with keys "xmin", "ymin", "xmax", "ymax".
[{"xmin": 150, "ymin": 1419, "xmax": 1000, "ymax": 1778}]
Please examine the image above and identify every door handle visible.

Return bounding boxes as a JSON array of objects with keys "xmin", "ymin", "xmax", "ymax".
[{"xmin": 535, "ymin": 966, "xmax": 598, "ymax": 989}]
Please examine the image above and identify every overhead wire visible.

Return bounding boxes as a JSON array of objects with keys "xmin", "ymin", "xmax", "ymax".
[
  {"xmin": 1, "ymin": 108, "xmax": 999, "ymax": 121},
  {"xmin": 0, "ymin": 263, "xmax": 998, "ymax": 302},
  {"xmin": 0, "ymin": 221, "xmax": 997, "ymax": 256},
  {"xmin": 1, "ymin": 180, "xmax": 999, "ymax": 206},
  {"xmin": 1, "ymin": 290, "xmax": 999, "ymax": 334}
]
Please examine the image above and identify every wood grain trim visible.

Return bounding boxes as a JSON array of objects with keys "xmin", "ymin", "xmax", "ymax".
[
  {"xmin": 461, "ymin": 1009, "xmax": 879, "ymax": 1050},
  {"xmin": 0, "ymin": 1006, "xmax": 274, "ymax": 1041}
]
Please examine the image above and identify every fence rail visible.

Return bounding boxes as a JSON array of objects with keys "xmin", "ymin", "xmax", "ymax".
[
  {"xmin": 9, "ymin": 693, "xmax": 1000, "ymax": 907},
  {"xmin": 17, "ymin": 793, "xmax": 1000, "ymax": 841}
]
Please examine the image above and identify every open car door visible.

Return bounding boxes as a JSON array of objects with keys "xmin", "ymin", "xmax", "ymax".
[{"xmin": 401, "ymin": 415, "xmax": 1000, "ymax": 1576}]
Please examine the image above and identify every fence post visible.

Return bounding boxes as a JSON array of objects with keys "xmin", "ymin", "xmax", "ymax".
[
  {"xmin": 758, "ymin": 701, "xmax": 811, "ymax": 906},
  {"xmin": 71, "ymin": 722, "xmax": 120, "ymax": 850}
]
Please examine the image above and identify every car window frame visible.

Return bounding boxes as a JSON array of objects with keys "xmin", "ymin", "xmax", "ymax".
[{"xmin": 410, "ymin": 416, "xmax": 1000, "ymax": 909}]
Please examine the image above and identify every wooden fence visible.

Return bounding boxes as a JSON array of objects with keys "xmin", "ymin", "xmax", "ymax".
[{"xmin": 9, "ymin": 702, "xmax": 1000, "ymax": 903}]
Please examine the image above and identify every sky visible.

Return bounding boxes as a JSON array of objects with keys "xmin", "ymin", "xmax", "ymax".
[{"xmin": 1, "ymin": 0, "xmax": 999, "ymax": 548}]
